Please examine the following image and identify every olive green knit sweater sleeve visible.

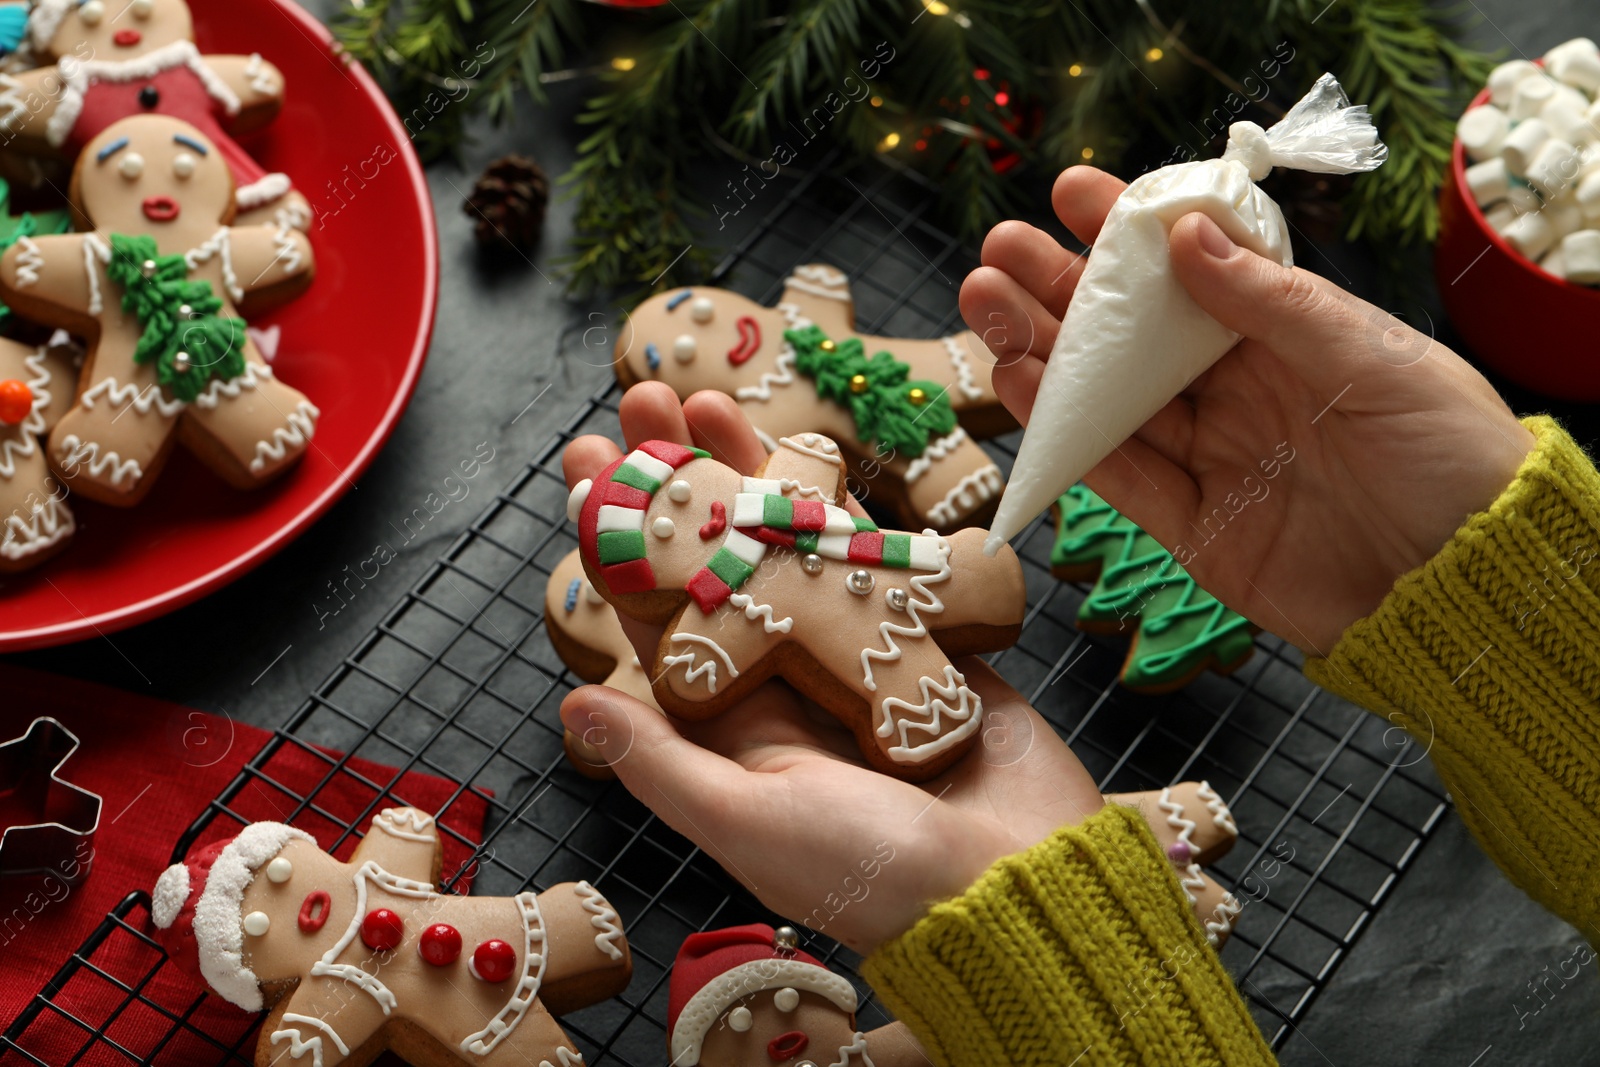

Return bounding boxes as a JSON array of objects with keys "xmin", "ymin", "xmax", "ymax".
[
  {"xmin": 1304, "ymin": 415, "xmax": 1600, "ymax": 942},
  {"xmin": 863, "ymin": 802, "xmax": 1276, "ymax": 1067}
]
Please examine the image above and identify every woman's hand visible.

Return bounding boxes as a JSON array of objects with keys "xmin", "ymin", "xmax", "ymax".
[
  {"xmin": 558, "ymin": 383, "xmax": 1108, "ymax": 954},
  {"xmin": 962, "ymin": 166, "xmax": 1536, "ymax": 653}
]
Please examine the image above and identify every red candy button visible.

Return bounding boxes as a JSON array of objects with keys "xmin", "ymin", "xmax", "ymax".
[
  {"xmin": 471, "ymin": 939, "xmax": 516, "ymax": 983},
  {"xmin": 360, "ymin": 908, "xmax": 404, "ymax": 952},
  {"xmin": 0, "ymin": 380, "xmax": 33, "ymax": 425},
  {"xmin": 419, "ymin": 923, "xmax": 462, "ymax": 966}
]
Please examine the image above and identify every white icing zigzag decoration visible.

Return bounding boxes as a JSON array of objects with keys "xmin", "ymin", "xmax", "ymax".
[
  {"xmin": 0, "ymin": 346, "xmax": 50, "ymax": 479},
  {"xmin": 81, "ymin": 376, "xmax": 186, "ymax": 419},
  {"xmin": 573, "ymin": 881, "xmax": 625, "ymax": 961},
  {"xmin": 926, "ymin": 465, "xmax": 1002, "ymax": 526},
  {"xmin": 373, "ymin": 807, "xmax": 435, "ymax": 842},
  {"xmin": 941, "ymin": 335, "xmax": 985, "ymax": 402},
  {"xmin": 186, "ymin": 227, "xmax": 244, "ymax": 302},
  {"xmin": 785, "ymin": 264, "xmax": 851, "ymax": 302},
  {"xmin": 733, "ymin": 302, "xmax": 809, "ymax": 402},
  {"xmin": 879, "ymin": 664, "xmax": 981, "ymax": 764},
  {"xmin": 539, "ymin": 1048, "xmax": 586, "ymax": 1067},
  {"xmin": 2, "ymin": 495, "xmax": 73, "ymax": 561},
  {"xmin": 727, "ymin": 592, "xmax": 793, "ymax": 634},
  {"xmin": 249, "ymin": 401, "xmax": 319, "ymax": 472},
  {"xmin": 194, "ymin": 361, "xmax": 272, "ymax": 410},
  {"xmin": 778, "ymin": 433, "xmax": 842, "ymax": 466},
  {"xmin": 1159, "ymin": 788, "xmax": 1198, "ymax": 847},
  {"xmin": 58, "ymin": 434, "xmax": 141, "ymax": 486},
  {"xmin": 460, "ymin": 891, "xmax": 546, "ymax": 1055},
  {"xmin": 270, "ymin": 1014, "xmax": 348, "ymax": 1067},
  {"xmin": 904, "ymin": 427, "xmax": 969, "ymax": 485},
  {"xmin": 860, "ymin": 533, "xmax": 952, "ymax": 691},
  {"xmin": 1197, "ymin": 781, "xmax": 1239, "ymax": 835},
  {"xmin": 830, "ymin": 1032, "xmax": 875, "ymax": 1067},
  {"xmin": 12, "ymin": 235, "xmax": 42, "ymax": 287},
  {"xmin": 272, "ymin": 224, "xmax": 302, "ymax": 274},
  {"xmin": 662, "ymin": 633, "xmax": 738, "ymax": 694},
  {"xmin": 244, "ymin": 53, "xmax": 277, "ymax": 95}
]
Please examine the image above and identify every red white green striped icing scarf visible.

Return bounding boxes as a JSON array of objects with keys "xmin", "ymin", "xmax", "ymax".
[{"xmin": 578, "ymin": 441, "xmax": 711, "ymax": 596}]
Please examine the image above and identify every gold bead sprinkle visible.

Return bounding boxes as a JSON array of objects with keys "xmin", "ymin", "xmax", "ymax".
[
  {"xmin": 849, "ymin": 373, "xmax": 869, "ymax": 394},
  {"xmin": 819, "ymin": 339, "xmax": 837, "ymax": 353},
  {"xmin": 908, "ymin": 387, "xmax": 927, "ymax": 405}
]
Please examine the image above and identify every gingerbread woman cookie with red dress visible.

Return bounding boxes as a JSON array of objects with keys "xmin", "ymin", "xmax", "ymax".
[
  {"xmin": 617, "ymin": 265, "xmax": 1015, "ymax": 534},
  {"xmin": 0, "ymin": 114, "xmax": 316, "ymax": 506},
  {"xmin": 0, "ymin": 334, "xmax": 77, "ymax": 570},
  {"xmin": 151, "ymin": 807, "xmax": 633, "ymax": 1067},
  {"xmin": 567, "ymin": 431, "xmax": 1026, "ymax": 780},
  {"xmin": 0, "ymin": 0, "xmax": 308, "ymax": 229}
]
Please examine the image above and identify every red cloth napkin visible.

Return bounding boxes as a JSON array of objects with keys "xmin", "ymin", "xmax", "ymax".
[{"xmin": 0, "ymin": 665, "xmax": 490, "ymax": 1065}]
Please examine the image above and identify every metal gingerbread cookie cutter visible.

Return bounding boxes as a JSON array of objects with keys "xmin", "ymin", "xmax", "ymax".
[{"xmin": 0, "ymin": 717, "xmax": 101, "ymax": 883}]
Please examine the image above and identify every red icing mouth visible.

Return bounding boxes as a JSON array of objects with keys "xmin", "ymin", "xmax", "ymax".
[
  {"xmin": 142, "ymin": 195, "xmax": 180, "ymax": 221},
  {"xmin": 114, "ymin": 28, "xmax": 143, "ymax": 47},
  {"xmin": 767, "ymin": 1032, "xmax": 808, "ymax": 1062},
  {"xmin": 698, "ymin": 500, "xmax": 727, "ymax": 541}
]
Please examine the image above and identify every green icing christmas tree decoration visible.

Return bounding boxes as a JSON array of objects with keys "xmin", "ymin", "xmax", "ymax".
[
  {"xmin": 785, "ymin": 324, "xmax": 956, "ymax": 459},
  {"xmin": 106, "ymin": 234, "xmax": 246, "ymax": 404},
  {"xmin": 0, "ymin": 178, "xmax": 71, "ymax": 325},
  {"xmin": 1052, "ymin": 485, "xmax": 1255, "ymax": 691}
]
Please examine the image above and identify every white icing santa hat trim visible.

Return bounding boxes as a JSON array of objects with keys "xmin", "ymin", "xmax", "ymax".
[
  {"xmin": 671, "ymin": 957, "xmax": 856, "ymax": 1064},
  {"xmin": 235, "ymin": 172, "xmax": 291, "ymax": 209},
  {"xmin": 28, "ymin": 0, "xmax": 72, "ymax": 51},
  {"xmin": 151, "ymin": 821, "xmax": 313, "ymax": 1011}
]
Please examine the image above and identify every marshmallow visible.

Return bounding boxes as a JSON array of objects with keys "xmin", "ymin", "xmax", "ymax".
[
  {"xmin": 1511, "ymin": 75, "xmax": 1557, "ymax": 122},
  {"xmin": 1546, "ymin": 37, "xmax": 1600, "ymax": 95},
  {"xmin": 1503, "ymin": 210, "xmax": 1557, "ymax": 259},
  {"xmin": 1547, "ymin": 196, "xmax": 1586, "ymax": 238},
  {"xmin": 1542, "ymin": 88, "xmax": 1596, "ymax": 145},
  {"xmin": 1484, "ymin": 201, "xmax": 1518, "ymax": 231},
  {"xmin": 1583, "ymin": 138, "xmax": 1600, "ymax": 178},
  {"xmin": 1488, "ymin": 60, "xmax": 1541, "ymax": 108},
  {"xmin": 1578, "ymin": 171, "xmax": 1600, "ymax": 222},
  {"xmin": 1540, "ymin": 245, "xmax": 1566, "ymax": 278},
  {"xmin": 1503, "ymin": 118, "xmax": 1551, "ymax": 178},
  {"xmin": 1466, "ymin": 157, "xmax": 1511, "ymax": 205},
  {"xmin": 1507, "ymin": 183, "xmax": 1542, "ymax": 215},
  {"xmin": 1560, "ymin": 228, "xmax": 1600, "ymax": 283},
  {"xmin": 1526, "ymin": 138, "xmax": 1583, "ymax": 196},
  {"xmin": 1458, "ymin": 105, "xmax": 1511, "ymax": 161}
]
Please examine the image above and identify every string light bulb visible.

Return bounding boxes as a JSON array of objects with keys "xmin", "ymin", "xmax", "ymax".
[
  {"xmin": 1068, "ymin": 64, "xmax": 1084, "ymax": 77},
  {"xmin": 879, "ymin": 132, "xmax": 901, "ymax": 151},
  {"xmin": 921, "ymin": 0, "xmax": 950, "ymax": 14},
  {"xmin": 1145, "ymin": 46, "xmax": 1164, "ymax": 62},
  {"xmin": 1081, "ymin": 146, "xmax": 1095, "ymax": 160},
  {"xmin": 611, "ymin": 57, "xmax": 636, "ymax": 71},
  {"xmin": 869, "ymin": 96, "xmax": 883, "ymax": 108}
]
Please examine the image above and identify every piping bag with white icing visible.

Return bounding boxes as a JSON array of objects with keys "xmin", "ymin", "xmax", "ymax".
[{"xmin": 983, "ymin": 73, "xmax": 1387, "ymax": 556}]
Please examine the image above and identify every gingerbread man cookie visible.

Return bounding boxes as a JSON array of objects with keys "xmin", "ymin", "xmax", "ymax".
[
  {"xmin": 617, "ymin": 265, "xmax": 1015, "ymax": 534},
  {"xmin": 1114, "ymin": 781, "xmax": 1242, "ymax": 946},
  {"xmin": 0, "ymin": 0, "xmax": 308, "ymax": 229},
  {"xmin": 151, "ymin": 807, "xmax": 633, "ymax": 1067},
  {"xmin": 1052, "ymin": 486, "xmax": 1256, "ymax": 693},
  {"xmin": 567, "ymin": 432, "xmax": 1025, "ymax": 780},
  {"xmin": 0, "ymin": 114, "xmax": 316, "ymax": 506},
  {"xmin": 0, "ymin": 334, "xmax": 77, "ymax": 571}
]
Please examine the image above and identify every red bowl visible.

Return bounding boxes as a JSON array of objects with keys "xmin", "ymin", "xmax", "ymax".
[
  {"xmin": 0, "ymin": 0, "xmax": 438, "ymax": 650},
  {"xmin": 1436, "ymin": 81, "xmax": 1600, "ymax": 400}
]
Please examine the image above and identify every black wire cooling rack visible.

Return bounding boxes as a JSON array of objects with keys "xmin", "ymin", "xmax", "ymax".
[{"xmin": 2, "ymin": 155, "xmax": 1449, "ymax": 1065}]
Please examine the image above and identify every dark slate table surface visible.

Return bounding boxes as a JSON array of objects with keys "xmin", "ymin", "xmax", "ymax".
[{"xmin": 7, "ymin": 1, "xmax": 1597, "ymax": 1063}]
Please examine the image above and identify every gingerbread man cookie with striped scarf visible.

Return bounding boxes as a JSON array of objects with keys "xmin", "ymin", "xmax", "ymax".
[
  {"xmin": 150, "ymin": 808, "xmax": 633, "ymax": 1067},
  {"xmin": 616, "ymin": 265, "xmax": 1015, "ymax": 535},
  {"xmin": 566, "ymin": 432, "xmax": 1025, "ymax": 780},
  {"xmin": 0, "ymin": 114, "xmax": 316, "ymax": 506}
]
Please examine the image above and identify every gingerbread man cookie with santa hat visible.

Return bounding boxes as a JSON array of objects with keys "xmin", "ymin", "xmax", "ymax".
[
  {"xmin": 0, "ymin": 113, "xmax": 317, "ymax": 506},
  {"xmin": 0, "ymin": 334, "xmax": 77, "ymax": 571},
  {"xmin": 617, "ymin": 265, "xmax": 1015, "ymax": 535},
  {"xmin": 568, "ymin": 432, "xmax": 1026, "ymax": 780},
  {"xmin": 0, "ymin": 0, "xmax": 309, "ymax": 229},
  {"xmin": 150, "ymin": 807, "xmax": 633, "ymax": 1067}
]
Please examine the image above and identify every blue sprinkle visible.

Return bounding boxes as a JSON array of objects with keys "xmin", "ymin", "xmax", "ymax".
[
  {"xmin": 666, "ymin": 290, "xmax": 692, "ymax": 311},
  {"xmin": 96, "ymin": 137, "xmax": 129, "ymax": 163},
  {"xmin": 564, "ymin": 578, "xmax": 582, "ymax": 612},
  {"xmin": 645, "ymin": 342, "xmax": 660, "ymax": 371}
]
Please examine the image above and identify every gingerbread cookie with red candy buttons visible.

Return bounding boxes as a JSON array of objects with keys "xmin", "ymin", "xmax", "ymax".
[
  {"xmin": 0, "ymin": 333, "xmax": 78, "ymax": 571},
  {"xmin": 150, "ymin": 807, "xmax": 633, "ymax": 1067},
  {"xmin": 0, "ymin": 114, "xmax": 316, "ymax": 507},
  {"xmin": 0, "ymin": 0, "xmax": 310, "ymax": 229},
  {"xmin": 567, "ymin": 431, "xmax": 1025, "ymax": 781},
  {"xmin": 616, "ymin": 265, "xmax": 1016, "ymax": 535}
]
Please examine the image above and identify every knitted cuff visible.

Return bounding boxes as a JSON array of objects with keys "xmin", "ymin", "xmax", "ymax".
[
  {"xmin": 1305, "ymin": 415, "xmax": 1600, "ymax": 937},
  {"xmin": 863, "ymin": 804, "xmax": 1275, "ymax": 1067}
]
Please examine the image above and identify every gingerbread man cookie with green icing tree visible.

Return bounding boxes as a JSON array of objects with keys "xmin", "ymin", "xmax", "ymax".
[
  {"xmin": 1052, "ymin": 485, "xmax": 1257, "ymax": 693},
  {"xmin": 0, "ymin": 334, "xmax": 79, "ymax": 571},
  {"xmin": 616, "ymin": 265, "xmax": 1015, "ymax": 535},
  {"xmin": 568, "ymin": 431, "xmax": 1026, "ymax": 780},
  {"xmin": 0, "ymin": 113, "xmax": 316, "ymax": 507},
  {"xmin": 150, "ymin": 807, "xmax": 633, "ymax": 1067}
]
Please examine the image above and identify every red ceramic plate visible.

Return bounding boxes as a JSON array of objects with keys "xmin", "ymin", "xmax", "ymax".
[{"xmin": 0, "ymin": 0, "xmax": 438, "ymax": 650}]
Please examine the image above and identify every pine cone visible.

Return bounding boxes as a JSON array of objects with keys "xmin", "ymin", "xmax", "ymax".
[{"xmin": 464, "ymin": 154, "xmax": 549, "ymax": 253}]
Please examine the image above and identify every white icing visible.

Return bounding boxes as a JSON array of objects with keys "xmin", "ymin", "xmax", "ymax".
[
  {"xmin": 307, "ymin": 860, "xmax": 432, "ymax": 1014},
  {"xmin": 784, "ymin": 264, "xmax": 851, "ymax": 301},
  {"xmin": 236, "ymin": 172, "xmax": 292, "ymax": 210},
  {"xmin": 670, "ymin": 959, "xmax": 857, "ymax": 1064},
  {"xmin": 169, "ymin": 148, "xmax": 193, "ymax": 178},
  {"xmin": 248, "ymin": 400, "xmax": 319, "ymax": 472},
  {"xmin": 243, "ymin": 911, "xmax": 270, "ymax": 936},
  {"xmin": 193, "ymin": 822, "xmax": 314, "ymax": 1011},
  {"xmin": 733, "ymin": 302, "xmax": 808, "ymax": 402},
  {"xmin": 860, "ymin": 533, "xmax": 952, "ymax": 690},
  {"xmin": 244, "ymin": 52, "xmax": 277, "ymax": 95},
  {"xmin": 832, "ymin": 1032, "xmax": 875, "ymax": 1067},
  {"xmin": 690, "ymin": 296, "xmax": 714, "ymax": 323},
  {"xmin": 118, "ymin": 152, "xmax": 144, "ymax": 180},
  {"xmin": 538, "ymin": 1048, "xmax": 585, "ymax": 1067},
  {"xmin": 185, "ymin": 228, "xmax": 244, "ymax": 303},
  {"xmin": 663, "ymin": 633, "xmax": 739, "ymax": 694},
  {"xmin": 272, "ymin": 225, "xmax": 302, "ymax": 275},
  {"xmin": 1, "ymin": 495, "xmax": 73, "ymax": 561},
  {"xmin": 774, "ymin": 986, "xmax": 799, "ymax": 1011},
  {"xmin": 0, "ymin": 346, "xmax": 51, "ymax": 479},
  {"xmin": 12, "ymin": 235, "xmax": 42, "ymax": 288},
  {"xmin": 668, "ymin": 479, "xmax": 692, "ymax": 503},
  {"xmin": 82, "ymin": 233, "xmax": 110, "ymax": 316},
  {"xmin": 80, "ymin": 375, "xmax": 186, "ymax": 419},
  {"xmin": 927, "ymin": 465, "xmax": 1002, "ymax": 526},
  {"xmin": 373, "ymin": 807, "xmax": 435, "ymax": 843},
  {"xmin": 880, "ymin": 664, "xmax": 982, "ymax": 764},
  {"xmin": 266, "ymin": 857, "xmax": 293, "ymax": 883},
  {"xmin": 27, "ymin": 0, "xmax": 72, "ymax": 51},
  {"xmin": 940, "ymin": 336, "xmax": 985, "ymax": 401},
  {"xmin": 673, "ymin": 334, "xmax": 697, "ymax": 363},
  {"xmin": 727, "ymin": 592, "xmax": 793, "ymax": 633},
  {"xmin": 567, "ymin": 479, "xmax": 593, "ymax": 522},
  {"xmin": 904, "ymin": 427, "xmax": 968, "ymax": 485},
  {"xmin": 728, "ymin": 1007, "xmax": 752, "ymax": 1032},
  {"xmin": 573, "ymin": 880, "xmax": 625, "ymax": 961},
  {"xmin": 1206, "ymin": 890, "xmax": 1243, "ymax": 945},
  {"xmin": 652, "ymin": 516, "xmax": 675, "ymax": 539},
  {"xmin": 150, "ymin": 863, "xmax": 190, "ymax": 929},
  {"xmin": 192, "ymin": 361, "xmax": 272, "ymax": 409},
  {"xmin": 58, "ymin": 434, "xmax": 141, "ymax": 487},
  {"xmin": 778, "ymin": 433, "xmax": 843, "ymax": 465},
  {"xmin": 1196, "ymin": 781, "xmax": 1238, "ymax": 835},
  {"xmin": 1159, "ymin": 788, "xmax": 1198, "ymax": 847},
  {"xmin": 47, "ymin": 42, "xmax": 242, "ymax": 148},
  {"xmin": 460, "ymin": 891, "xmax": 547, "ymax": 1055},
  {"xmin": 270, "ymin": 1014, "xmax": 349, "ymax": 1067}
]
